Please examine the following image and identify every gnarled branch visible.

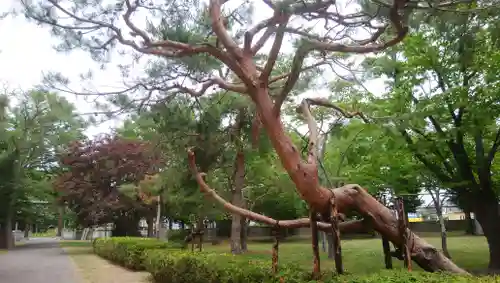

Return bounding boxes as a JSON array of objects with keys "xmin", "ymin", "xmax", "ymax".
[
  {"xmin": 187, "ymin": 149, "xmax": 369, "ymax": 233},
  {"xmin": 304, "ymin": 98, "xmax": 371, "ymax": 123}
]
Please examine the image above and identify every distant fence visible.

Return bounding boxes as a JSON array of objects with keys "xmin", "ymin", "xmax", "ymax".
[
  {"xmin": 61, "ymin": 227, "xmax": 112, "ymax": 240},
  {"xmin": 207, "ymin": 219, "xmax": 481, "ymax": 241},
  {"xmin": 57, "ymin": 219, "xmax": 482, "ymax": 241}
]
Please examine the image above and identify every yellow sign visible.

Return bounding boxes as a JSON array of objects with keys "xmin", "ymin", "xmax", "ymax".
[{"xmin": 408, "ymin": 218, "xmax": 423, "ymax": 222}]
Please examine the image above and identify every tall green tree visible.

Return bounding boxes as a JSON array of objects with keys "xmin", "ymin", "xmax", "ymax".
[
  {"xmin": 0, "ymin": 90, "xmax": 87, "ymax": 248},
  {"xmin": 336, "ymin": 9, "xmax": 500, "ymax": 269}
]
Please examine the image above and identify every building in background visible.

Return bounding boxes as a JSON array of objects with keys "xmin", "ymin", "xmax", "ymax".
[{"xmin": 407, "ymin": 212, "xmax": 424, "ymax": 222}]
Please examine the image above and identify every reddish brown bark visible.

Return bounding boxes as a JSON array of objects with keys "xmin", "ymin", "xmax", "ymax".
[
  {"xmin": 310, "ymin": 210, "xmax": 321, "ymax": 279},
  {"xmin": 188, "ymin": 149, "xmax": 467, "ymax": 274},
  {"xmin": 329, "ymin": 197, "xmax": 343, "ymax": 274},
  {"xmin": 396, "ymin": 198, "xmax": 412, "ymax": 271},
  {"xmin": 271, "ymin": 226, "xmax": 280, "ymax": 274}
]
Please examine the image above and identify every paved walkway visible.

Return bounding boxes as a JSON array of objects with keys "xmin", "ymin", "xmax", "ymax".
[{"xmin": 0, "ymin": 238, "xmax": 81, "ymax": 283}]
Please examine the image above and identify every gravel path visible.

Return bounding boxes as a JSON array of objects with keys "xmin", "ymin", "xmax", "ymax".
[{"xmin": 0, "ymin": 238, "xmax": 81, "ymax": 283}]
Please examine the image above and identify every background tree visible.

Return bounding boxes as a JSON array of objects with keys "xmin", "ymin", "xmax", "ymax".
[
  {"xmin": 334, "ymin": 9, "xmax": 500, "ymax": 269},
  {"xmin": 0, "ymin": 90, "xmax": 86, "ymax": 248},
  {"xmin": 55, "ymin": 136, "xmax": 162, "ymax": 236}
]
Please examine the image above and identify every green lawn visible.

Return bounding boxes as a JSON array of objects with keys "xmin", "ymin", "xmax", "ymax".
[
  {"xmin": 68, "ymin": 234, "xmax": 490, "ymax": 275},
  {"xmin": 202, "ymin": 235, "xmax": 489, "ymax": 274},
  {"xmin": 59, "ymin": 240, "xmax": 93, "ymax": 248},
  {"xmin": 32, "ymin": 228, "xmax": 57, "ymax": 238}
]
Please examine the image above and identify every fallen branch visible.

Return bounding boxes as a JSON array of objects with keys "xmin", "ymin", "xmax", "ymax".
[
  {"xmin": 187, "ymin": 149, "xmax": 370, "ymax": 234},
  {"xmin": 331, "ymin": 184, "xmax": 467, "ymax": 274},
  {"xmin": 296, "ymin": 98, "xmax": 469, "ymax": 274}
]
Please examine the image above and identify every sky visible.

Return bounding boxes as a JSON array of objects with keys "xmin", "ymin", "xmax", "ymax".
[
  {"xmin": 0, "ymin": 0, "xmax": 439, "ymax": 208},
  {"xmin": 0, "ymin": 0, "xmax": 386, "ymax": 137},
  {"xmin": 0, "ymin": 3, "xmax": 129, "ymax": 138}
]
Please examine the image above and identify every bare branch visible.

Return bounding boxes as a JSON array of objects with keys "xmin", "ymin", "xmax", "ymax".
[
  {"xmin": 187, "ymin": 149, "xmax": 368, "ymax": 233},
  {"xmin": 244, "ymin": 15, "xmax": 278, "ymax": 54},
  {"xmin": 307, "ymin": 0, "xmax": 408, "ymax": 54},
  {"xmin": 297, "ymin": 99, "xmax": 319, "ymax": 165},
  {"xmin": 305, "ymin": 98, "xmax": 371, "ymax": 123},
  {"xmin": 272, "ymin": 48, "xmax": 322, "ymax": 115},
  {"xmin": 175, "ymin": 77, "xmax": 248, "ymax": 96},
  {"xmin": 260, "ymin": 15, "xmax": 290, "ymax": 81},
  {"xmin": 123, "ymin": 0, "xmax": 151, "ymax": 45},
  {"xmin": 251, "ymin": 112, "xmax": 262, "ymax": 149},
  {"xmin": 209, "ymin": 0, "xmax": 244, "ymax": 60},
  {"xmin": 39, "ymin": 0, "xmax": 215, "ymax": 59}
]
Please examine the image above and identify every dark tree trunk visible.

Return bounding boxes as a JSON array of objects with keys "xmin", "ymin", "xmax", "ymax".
[
  {"xmin": 57, "ymin": 206, "xmax": 64, "ymax": 237},
  {"xmin": 230, "ymin": 152, "xmax": 245, "ymax": 254},
  {"xmin": 240, "ymin": 218, "xmax": 248, "ymax": 252},
  {"xmin": 436, "ymin": 209, "xmax": 451, "ymax": 258},
  {"xmin": 195, "ymin": 217, "xmax": 205, "ymax": 249},
  {"xmin": 230, "ymin": 213, "xmax": 242, "ymax": 254},
  {"xmin": 113, "ymin": 213, "xmax": 141, "ymax": 237},
  {"xmin": 320, "ymin": 232, "xmax": 326, "ymax": 252},
  {"xmin": 430, "ymin": 190, "xmax": 451, "ymax": 258},
  {"xmin": 24, "ymin": 220, "xmax": 30, "ymax": 239},
  {"xmin": 146, "ymin": 216, "xmax": 154, "ymax": 237},
  {"xmin": 0, "ymin": 208, "xmax": 14, "ymax": 249},
  {"xmin": 464, "ymin": 211, "xmax": 476, "ymax": 235},
  {"xmin": 473, "ymin": 196, "xmax": 500, "ymax": 271},
  {"xmin": 326, "ymin": 233, "xmax": 335, "ymax": 259}
]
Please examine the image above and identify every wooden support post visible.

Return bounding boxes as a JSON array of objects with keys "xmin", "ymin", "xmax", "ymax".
[
  {"xmin": 198, "ymin": 230, "xmax": 204, "ymax": 252},
  {"xmin": 190, "ymin": 229, "xmax": 195, "ymax": 252},
  {"xmin": 382, "ymin": 237, "xmax": 393, "ymax": 269},
  {"xmin": 329, "ymin": 195, "xmax": 343, "ymax": 274},
  {"xmin": 379, "ymin": 196, "xmax": 393, "ymax": 269},
  {"xmin": 396, "ymin": 197, "xmax": 412, "ymax": 271},
  {"xmin": 271, "ymin": 221, "xmax": 280, "ymax": 274},
  {"xmin": 310, "ymin": 210, "xmax": 321, "ymax": 279}
]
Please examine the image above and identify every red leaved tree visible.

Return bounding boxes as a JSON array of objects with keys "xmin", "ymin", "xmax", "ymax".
[{"xmin": 55, "ymin": 136, "xmax": 163, "ymax": 236}]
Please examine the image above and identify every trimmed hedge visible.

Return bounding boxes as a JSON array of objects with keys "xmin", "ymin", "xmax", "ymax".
[
  {"xmin": 143, "ymin": 249, "xmax": 312, "ymax": 283},
  {"xmin": 93, "ymin": 237, "xmax": 498, "ymax": 283},
  {"xmin": 142, "ymin": 250, "xmax": 498, "ymax": 283},
  {"xmin": 93, "ymin": 237, "xmax": 180, "ymax": 270}
]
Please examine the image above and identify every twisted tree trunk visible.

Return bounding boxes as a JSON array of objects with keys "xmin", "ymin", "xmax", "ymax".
[
  {"xmin": 185, "ymin": 23, "xmax": 467, "ymax": 271},
  {"xmin": 188, "ymin": 152, "xmax": 467, "ymax": 274}
]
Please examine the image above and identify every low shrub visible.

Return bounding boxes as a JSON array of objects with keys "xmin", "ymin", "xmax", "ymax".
[
  {"xmin": 167, "ymin": 229, "xmax": 190, "ymax": 244},
  {"xmin": 143, "ymin": 249, "xmax": 312, "ymax": 283},
  {"xmin": 93, "ymin": 237, "xmax": 180, "ymax": 270},
  {"xmin": 143, "ymin": 249, "xmax": 498, "ymax": 283},
  {"xmin": 94, "ymin": 237, "xmax": 498, "ymax": 283}
]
